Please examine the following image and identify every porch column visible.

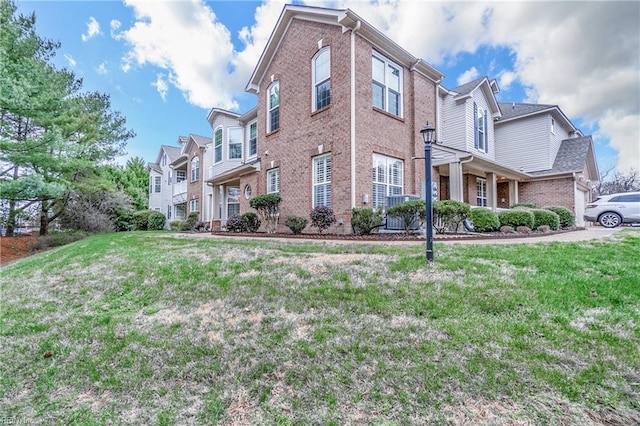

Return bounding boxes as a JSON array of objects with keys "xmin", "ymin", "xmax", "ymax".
[
  {"xmin": 448, "ymin": 162, "xmax": 464, "ymax": 202},
  {"xmin": 509, "ymin": 180, "xmax": 519, "ymax": 207},
  {"xmin": 486, "ymin": 172, "xmax": 498, "ymax": 211}
]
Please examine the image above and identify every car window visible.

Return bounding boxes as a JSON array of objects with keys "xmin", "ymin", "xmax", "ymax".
[{"xmin": 609, "ymin": 194, "xmax": 640, "ymax": 202}]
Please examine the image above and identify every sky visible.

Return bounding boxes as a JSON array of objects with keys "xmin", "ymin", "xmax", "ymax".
[{"xmin": 16, "ymin": 0, "xmax": 640, "ymax": 176}]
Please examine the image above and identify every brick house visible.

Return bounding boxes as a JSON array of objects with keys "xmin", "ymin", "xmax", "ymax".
[{"xmin": 149, "ymin": 4, "xmax": 599, "ymax": 231}]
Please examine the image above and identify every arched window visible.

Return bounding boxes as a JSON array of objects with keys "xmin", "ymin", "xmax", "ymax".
[
  {"xmin": 267, "ymin": 82, "xmax": 279, "ymax": 133},
  {"xmin": 312, "ymin": 47, "xmax": 330, "ymax": 111},
  {"xmin": 191, "ymin": 156, "xmax": 199, "ymax": 181}
]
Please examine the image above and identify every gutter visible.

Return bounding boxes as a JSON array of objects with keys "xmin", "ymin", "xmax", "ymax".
[{"xmin": 350, "ymin": 19, "xmax": 361, "ymax": 209}]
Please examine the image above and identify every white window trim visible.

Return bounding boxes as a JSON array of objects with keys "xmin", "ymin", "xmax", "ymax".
[
  {"xmin": 313, "ymin": 154, "xmax": 332, "ymax": 208},
  {"xmin": 372, "ymin": 52, "xmax": 403, "ymax": 118},
  {"xmin": 189, "ymin": 199, "xmax": 199, "ymax": 213},
  {"xmin": 476, "ymin": 177, "xmax": 487, "ymax": 207},
  {"xmin": 372, "ymin": 154, "xmax": 404, "ymax": 209},
  {"xmin": 228, "ymin": 127, "xmax": 243, "ymax": 160},
  {"xmin": 267, "ymin": 82, "xmax": 280, "ymax": 133},
  {"xmin": 248, "ymin": 121, "xmax": 258, "ymax": 157},
  {"xmin": 214, "ymin": 126, "xmax": 223, "ymax": 163},
  {"xmin": 191, "ymin": 156, "xmax": 199, "ymax": 182},
  {"xmin": 267, "ymin": 168, "xmax": 280, "ymax": 194},
  {"xmin": 312, "ymin": 47, "xmax": 330, "ymax": 112}
]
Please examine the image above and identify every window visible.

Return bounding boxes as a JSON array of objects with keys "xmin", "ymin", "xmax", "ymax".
[
  {"xmin": 167, "ymin": 205, "xmax": 172, "ymax": 220},
  {"xmin": 176, "ymin": 204, "xmax": 186, "ymax": 220},
  {"xmin": 372, "ymin": 154, "xmax": 403, "ymax": 208},
  {"xmin": 551, "ymin": 118, "xmax": 556, "ymax": 134},
  {"xmin": 267, "ymin": 168, "xmax": 280, "ymax": 194},
  {"xmin": 313, "ymin": 154, "xmax": 332, "ymax": 208},
  {"xmin": 372, "ymin": 53, "xmax": 402, "ymax": 117},
  {"xmin": 227, "ymin": 186, "xmax": 240, "ymax": 218},
  {"xmin": 249, "ymin": 122, "xmax": 257, "ymax": 157},
  {"xmin": 168, "ymin": 171, "xmax": 172, "ymax": 185},
  {"xmin": 154, "ymin": 176, "xmax": 161, "ymax": 193},
  {"xmin": 191, "ymin": 156, "xmax": 199, "ymax": 181},
  {"xmin": 214, "ymin": 128, "xmax": 223, "ymax": 163},
  {"xmin": 189, "ymin": 199, "xmax": 199, "ymax": 213},
  {"xmin": 176, "ymin": 170, "xmax": 186, "ymax": 183},
  {"xmin": 149, "ymin": 176, "xmax": 153, "ymax": 194},
  {"xmin": 476, "ymin": 178, "xmax": 487, "ymax": 207},
  {"xmin": 313, "ymin": 48, "xmax": 330, "ymax": 111},
  {"xmin": 161, "ymin": 153, "xmax": 167, "ymax": 166},
  {"xmin": 474, "ymin": 103, "xmax": 488, "ymax": 153},
  {"xmin": 228, "ymin": 127, "xmax": 242, "ymax": 159},
  {"xmin": 267, "ymin": 82, "xmax": 279, "ymax": 133}
]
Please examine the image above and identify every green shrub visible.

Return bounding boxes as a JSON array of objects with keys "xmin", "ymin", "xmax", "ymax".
[
  {"xmin": 241, "ymin": 212, "xmax": 261, "ymax": 233},
  {"xmin": 147, "ymin": 211, "xmax": 166, "ymax": 230},
  {"xmin": 169, "ymin": 221, "xmax": 183, "ymax": 231},
  {"xmin": 226, "ymin": 215, "xmax": 244, "ymax": 232},
  {"xmin": 512, "ymin": 202, "xmax": 537, "ymax": 209},
  {"xmin": 433, "ymin": 200, "xmax": 471, "ymax": 233},
  {"xmin": 112, "ymin": 207, "xmax": 135, "ymax": 232},
  {"xmin": 284, "ymin": 215, "xmax": 308, "ymax": 235},
  {"xmin": 351, "ymin": 207, "xmax": 384, "ymax": 235},
  {"xmin": 498, "ymin": 209, "xmax": 535, "ymax": 228},
  {"xmin": 386, "ymin": 200, "xmax": 426, "ymax": 234},
  {"xmin": 181, "ymin": 212, "xmax": 199, "ymax": 232},
  {"xmin": 132, "ymin": 210, "xmax": 153, "ymax": 230},
  {"xmin": 310, "ymin": 206, "xmax": 336, "ymax": 234},
  {"xmin": 469, "ymin": 208, "xmax": 500, "ymax": 232},
  {"xmin": 531, "ymin": 208, "xmax": 560, "ymax": 230},
  {"xmin": 250, "ymin": 194, "xmax": 281, "ymax": 234},
  {"xmin": 543, "ymin": 205, "xmax": 575, "ymax": 228}
]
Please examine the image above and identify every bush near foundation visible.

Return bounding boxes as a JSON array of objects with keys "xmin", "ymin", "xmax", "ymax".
[
  {"xmin": 469, "ymin": 208, "xmax": 500, "ymax": 232},
  {"xmin": 531, "ymin": 208, "xmax": 560, "ymax": 231},
  {"xmin": 543, "ymin": 205, "xmax": 575, "ymax": 228},
  {"xmin": 498, "ymin": 209, "xmax": 535, "ymax": 229}
]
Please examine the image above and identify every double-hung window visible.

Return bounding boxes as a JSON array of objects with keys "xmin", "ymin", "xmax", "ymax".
[
  {"xmin": 313, "ymin": 154, "xmax": 331, "ymax": 208},
  {"xmin": 154, "ymin": 176, "xmax": 161, "ymax": 193},
  {"xmin": 214, "ymin": 128, "xmax": 223, "ymax": 163},
  {"xmin": 267, "ymin": 168, "xmax": 280, "ymax": 194},
  {"xmin": 227, "ymin": 187, "xmax": 240, "ymax": 218},
  {"xmin": 191, "ymin": 156, "xmax": 199, "ymax": 181},
  {"xmin": 228, "ymin": 127, "xmax": 242, "ymax": 159},
  {"xmin": 248, "ymin": 122, "xmax": 257, "ymax": 157},
  {"xmin": 476, "ymin": 178, "xmax": 487, "ymax": 207},
  {"xmin": 267, "ymin": 82, "xmax": 279, "ymax": 133},
  {"xmin": 312, "ymin": 47, "xmax": 330, "ymax": 111},
  {"xmin": 372, "ymin": 53, "xmax": 402, "ymax": 117},
  {"xmin": 161, "ymin": 153, "xmax": 167, "ymax": 166},
  {"xmin": 189, "ymin": 199, "xmax": 199, "ymax": 213},
  {"xmin": 176, "ymin": 170, "xmax": 186, "ymax": 183},
  {"xmin": 474, "ymin": 103, "xmax": 488, "ymax": 153},
  {"xmin": 372, "ymin": 154, "xmax": 403, "ymax": 208}
]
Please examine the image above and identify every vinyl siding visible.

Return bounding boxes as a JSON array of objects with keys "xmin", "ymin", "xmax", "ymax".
[
  {"xmin": 439, "ymin": 95, "xmax": 467, "ymax": 151},
  {"xmin": 465, "ymin": 92, "xmax": 494, "ymax": 160},
  {"xmin": 210, "ymin": 114, "xmax": 244, "ymax": 176},
  {"xmin": 495, "ymin": 114, "xmax": 551, "ymax": 172}
]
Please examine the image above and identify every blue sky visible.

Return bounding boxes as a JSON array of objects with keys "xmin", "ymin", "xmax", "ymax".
[{"xmin": 17, "ymin": 0, "xmax": 640, "ymax": 175}]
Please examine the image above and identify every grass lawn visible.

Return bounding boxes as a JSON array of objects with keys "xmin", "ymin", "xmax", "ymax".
[{"xmin": 1, "ymin": 229, "xmax": 639, "ymax": 425}]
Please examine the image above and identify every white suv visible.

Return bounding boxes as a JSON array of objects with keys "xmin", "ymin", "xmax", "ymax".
[{"xmin": 584, "ymin": 191, "xmax": 640, "ymax": 228}]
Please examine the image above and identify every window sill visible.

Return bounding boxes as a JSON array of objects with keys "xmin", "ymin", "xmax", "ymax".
[
  {"xmin": 311, "ymin": 105, "xmax": 331, "ymax": 117},
  {"xmin": 266, "ymin": 128, "xmax": 280, "ymax": 137},
  {"xmin": 373, "ymin": 107, "xmax": 404, "ymax": 122}
]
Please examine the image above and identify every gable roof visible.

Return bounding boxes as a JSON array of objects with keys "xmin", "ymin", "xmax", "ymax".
[
  {"xmin": 529, "ymin": 135, "xmax": 598, "ymax": 178},
  {"xmin": 246, "ymin": 4, "xmax": 443, "ymax": 93},
  {"xmin": 148, "ymin": 162, "xmax": 162, "ymax": 173},
  {"xmin": 154, "ymin": 144, "xmax": 182, "ymax": 166},
  {"xmin": 206, "ymin": 107, "xmax": 241, "ymax": 128},
  {"xmin": 446, "ymin": 76, "xmax": 501, "ymax": 115},
  {"xmin": 496, "ymin": 102, "xmax": 580, "ymax": 136}
]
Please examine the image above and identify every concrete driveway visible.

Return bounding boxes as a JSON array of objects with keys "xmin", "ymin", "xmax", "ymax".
[{"xmin": 437, "ymin": 226, "xmax": 627, "ymax": 245}]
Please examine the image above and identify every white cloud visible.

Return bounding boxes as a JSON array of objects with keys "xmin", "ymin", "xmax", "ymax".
[
  {"xmin": 63, "ymin": 53, "xmax": 76, "ymax": 67},
  {"xmin": 457, "ymin": 67, "xmax": 479, "ymax": 86},
  {"xmin": 152, "ymin": 73, "xmax": 169, "ymax": 101},
  {"xmin": 82, "ymin": 17, "xmax": 101, "ymax": 42},
  {"xmin": 117, "ymin": 0, "xmax": 239, "ymax": 110},
  {"xmin": 96, "ymin": 62, "xmax": 108, "ymax": 75}
]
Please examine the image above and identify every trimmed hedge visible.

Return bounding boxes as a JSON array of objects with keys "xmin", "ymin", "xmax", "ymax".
[
  {"xmin": 310, "ymin": 206, "xmax": 336, "ymax": 233},
  {"xmin": 132, "ymin": 210, "xmax": 153, "ymax": 231},
  {"xmin": 469, "ymin": 208, "xmax": 500, "ymax": 232},
  {"xmin": 433, "ymin": 200, "xmax": 471, "ymax": 233},
  {"xmin": 284, "ymin": 215, "xmax": 308, "ymax": 235},
  {"xmin": 498, "ymin": 209, "xmax": 535, "ymax": 229},
  {"xmin": 351, "ymin": 207, "xmax": 384, "ymax": 235},
  {"xmin": 226, "ymin": 215, "xmax": 244, "ymax": 232},
  {"xmin": 147, "ymin": 211, "xmax": 166, "ymax": 230},
  {"xmin": 531, "ymin": 208, "xmax": 560, "ymax": 230},
  {"xmin": 543, "ymin": 205, "xmax": 575, "ymax": 228},
  {"xmin": 241, "ymin": 212, "xmax": 261, "ymax": 233}
]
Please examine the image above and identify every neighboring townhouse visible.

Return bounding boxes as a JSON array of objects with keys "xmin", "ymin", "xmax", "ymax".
[
  {"xmin": 433, "ymin": 77, "xmax": 598, "ymax": 226},
  {"xmin": 148, "ymin": 145, "xmax": 182, "ymax": 227},
  {"xmin": 205, "ymin": 107, "xmax": 259, "ymax": 230},
  {"xmin": 240, "ymin": 5, "xmax": 443, "ymax": 232},
  {"xmin": 169, "ymin": 134, "xmax": 212, "ymax": 223}
]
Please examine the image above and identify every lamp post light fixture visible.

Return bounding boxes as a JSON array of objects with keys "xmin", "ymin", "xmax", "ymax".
[{"xmin": 420, "ymin": 122, "xmax": 436, "ymax": 264}]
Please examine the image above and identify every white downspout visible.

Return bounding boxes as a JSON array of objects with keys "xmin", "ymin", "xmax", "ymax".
[{"xmin": 350, "ymin": 20, "xmax": 361, "ymax": 209}]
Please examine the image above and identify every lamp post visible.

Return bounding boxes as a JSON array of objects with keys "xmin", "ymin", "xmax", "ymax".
[{"xmin": 420, "ymin": 122, "xmax": 436, "ymax": 264}]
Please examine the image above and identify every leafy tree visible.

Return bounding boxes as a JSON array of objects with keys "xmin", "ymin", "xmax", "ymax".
[
  {"xmin": 0, "ymin": 1, "xmax": 135, "ymax": 235},
  {"xmin": 249, "ymin": 194, "xmax": 281, "ymax": 234}
]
